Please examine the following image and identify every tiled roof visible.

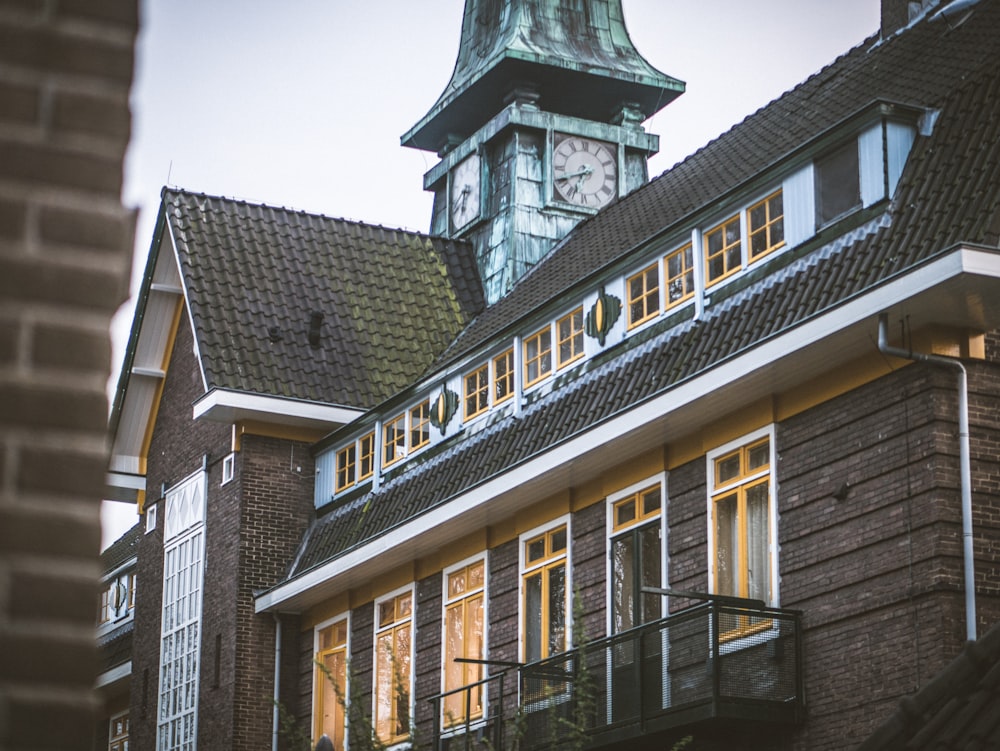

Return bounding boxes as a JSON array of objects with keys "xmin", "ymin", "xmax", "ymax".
[
  {"xmin": 97, "ymin": 621, "xmax": 133, "ymax": 674},
  {"xmin": 436, "ymin": 0, "xmax": 1000, "ymax": 366},
  {"xmin": 284, "ymin": 1, "xmax": 1000, "ymax": 580},
  {"xmin": 857, "ymin": 619, "xmax": 1000, "ymax": 750},
  {"xmin": 164, "ymin": 189, "xmax": 485, "ymax": 408},
  {"xmin": 100, "ymin": 521, "xmax": 140, "ymax": 575}
]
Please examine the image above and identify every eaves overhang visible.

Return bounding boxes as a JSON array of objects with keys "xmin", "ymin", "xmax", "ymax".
[
  {"xmin": 256, "ymin": 245, "xmax": 1000, "ymax": 614},
  {"xmin": 193, "ymin": 388, "xmax": 364, "ymax": 432}
]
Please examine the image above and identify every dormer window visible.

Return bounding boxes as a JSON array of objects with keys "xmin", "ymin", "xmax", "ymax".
[
  {"xmin": 664, "ymin": 242, "xmax": 694, "ymax": 309},
  {"xmin": 748, "ymin": 190, "xmax": 785, "ymax": 261},
  {"xmin": 410, "ymin": 400, "xmax": 430, "ymax": 450},
  {"xmin": 815, "ymin": 139, "xmax": 861, "ymax": 226},
  {"xmin": 383, "ymin": 413, "xmax": 407, "ymax": 467},
  {"xmin": 493, "ymin": 348, "xmax": 514, "ymax": 404},
  {"xmin": 557, "ymin": 307, "xmax": 584, "ymax": 368},
  {"xmin": 704, "ymin": 214, "xmax": 742, "ymax": 287},
  {"xmin": 336, "ymin": 430, "xmax": 376, "ymax": 492},
  {"xmin": 464, "ymin": 363, "xmax": 490, "ymax": 420},
  {"xmin": 524, "ymin": 326, "xmax": 553, "ymax": 386},
  {"xmin": 627, "ymin": 262, "xmax": 660, "ymax": 328}
]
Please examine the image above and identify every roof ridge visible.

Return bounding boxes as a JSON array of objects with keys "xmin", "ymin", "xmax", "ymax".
[{"xmin": 161, "ymin": 186, "xmax": 440, "ymax": 239}]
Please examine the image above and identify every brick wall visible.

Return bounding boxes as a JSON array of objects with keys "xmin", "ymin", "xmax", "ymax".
[
  {"xmin": 414, "ymin": 573, "xmax": 443, "ymax": 745},
  {"xmin": 0, "ymin": 1, "xmax": 137, "ymax": 749}
]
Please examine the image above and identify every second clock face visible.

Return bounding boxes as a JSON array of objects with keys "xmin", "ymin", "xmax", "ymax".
[
  {"xmin": 552, "ymin": 136, "xmax": 617, "ymax": 209},
  {"xmin": 450, "ymin": 153, "xmax": 481, "ymax": 231}
]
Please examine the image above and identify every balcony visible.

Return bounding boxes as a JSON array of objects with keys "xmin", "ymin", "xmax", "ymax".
[{"xmin": 431, "ymin": 601, "xmax": 803, "ymax": 751}]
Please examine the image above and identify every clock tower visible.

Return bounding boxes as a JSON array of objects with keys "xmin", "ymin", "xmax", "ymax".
[{"xmin": 402, "ymin": 0, "xmax": 684, "ymax": 304}]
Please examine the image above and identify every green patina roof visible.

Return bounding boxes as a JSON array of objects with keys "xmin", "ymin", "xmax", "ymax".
[{"xmin": 402, "ymin": 0, "xmax": 684, "ymax": 153}]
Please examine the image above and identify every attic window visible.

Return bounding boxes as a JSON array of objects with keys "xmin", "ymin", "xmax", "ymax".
[
  {"xmin": 815, "ymin": 140, "xmax": 861, "ymax": 226},
  {"xmin": 221, "ymin": 453, "xmax": 235, "ymax": 485}
]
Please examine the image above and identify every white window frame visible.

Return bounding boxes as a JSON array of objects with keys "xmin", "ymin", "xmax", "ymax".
[
  {"xmin": 605, "ymin": 474, "xmax": 668, "ymax": 636},
  {"xmin": 145, "ymin": 502, "xmax": 157, "ymax": 533},
  {"xmin": 221, "ymin": 453, "xmax": 235, "ymax": 485},
  {"xmin": 372, "ymin": 584, "xmax": 416, "ymax": 750},
  {"xmin": 313, "ymin": 612, "xmax": 351, "ymax": 750},
  {"xmin": 518, "ymin": 514, "xmax": 572, "ymax": 664},
  {"xmin": 439, "ymin": 553, "xmax": 489, "ymax": 733},
  {"xmin": 705, "ymin": 425, "xmax": 780, "ymax": 607}
]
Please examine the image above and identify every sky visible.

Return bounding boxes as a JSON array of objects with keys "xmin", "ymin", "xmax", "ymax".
[{"xmin": 102, "ymin": 0, "xmax": 883, "ymax": 549}]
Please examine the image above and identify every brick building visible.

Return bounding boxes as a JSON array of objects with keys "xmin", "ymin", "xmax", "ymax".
[{"xmin": 105, "ymin": 1, "xmax": 1000, "ymax": 750}]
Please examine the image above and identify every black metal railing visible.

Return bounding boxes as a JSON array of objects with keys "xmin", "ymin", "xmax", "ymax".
[
  {"xmin": 431, "ymin": 601, "xmax": 802, "ymax": 751},
  {"xmin": 429, "ymin": 672, "xmax": 506, "ymax": 751}
]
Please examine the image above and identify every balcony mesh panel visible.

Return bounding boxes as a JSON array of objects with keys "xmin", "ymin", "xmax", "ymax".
[{"xmin": 717, "ymin": 610, "xmax": 799, "ymax": 702}]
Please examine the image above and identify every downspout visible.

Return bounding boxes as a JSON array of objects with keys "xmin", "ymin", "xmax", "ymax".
[
  {"xmin": 273, "ymin": 613, "xmax": 282, "ymax": 751},
  {"xmin": 877, "ymin": 313, "xmax": 976, "ymax": 641}
]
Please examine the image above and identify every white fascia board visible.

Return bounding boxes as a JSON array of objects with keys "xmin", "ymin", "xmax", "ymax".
[
  {"xmin": 95, "ymin": 660, "xmax": 132, "ymax": 689},
  {"xmin": 193, "ymin": 388, "xmax": 364, "ymax": 428},
  {"xmin": 256, "ymin": 246, "xmax": 1000, "ymax": 613},
  {"xmin": 105, "ymin": 471, "xmax": 145, "ymax": 503}
]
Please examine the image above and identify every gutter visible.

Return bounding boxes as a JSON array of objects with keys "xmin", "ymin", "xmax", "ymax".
[
  {"xmin": 272, "ymin": 613, "xmax": 282, "ymax": 751},
  {"xmin": 877, "ymin": 313, "xmax": 976, "ymax": 641}
]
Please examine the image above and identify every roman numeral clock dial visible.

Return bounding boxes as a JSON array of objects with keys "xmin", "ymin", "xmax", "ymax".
[{"xmin": 552, "ymin": 135, "xmax": 618, "ymax": 209}]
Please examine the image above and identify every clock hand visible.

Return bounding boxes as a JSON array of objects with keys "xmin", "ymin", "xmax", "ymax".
[{"xmin": 557, "ymin": 165, "xmax": 594, "ymax": 181}]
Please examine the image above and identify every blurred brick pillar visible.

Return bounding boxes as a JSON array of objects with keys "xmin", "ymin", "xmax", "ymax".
[{"xmin": 0, "ymin": 1, "xmax": 138, "ymax": 748}]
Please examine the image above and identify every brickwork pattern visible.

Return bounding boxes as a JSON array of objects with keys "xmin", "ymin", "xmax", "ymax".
[{"xmin": 0, "ymin": 1, "xmax": 138, "ymax": 748}]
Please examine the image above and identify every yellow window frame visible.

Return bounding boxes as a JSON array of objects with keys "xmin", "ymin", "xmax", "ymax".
[
  {"xmin": 358, "ymin": 431, "xmax": 375, "ymax": 481},
  {"xmin": 522, "ymin": 525, "xmax": 568, "ymax": 660},
  {"xmin": 464, "ymin": 364, "xmax": 489, "ymax": 421},
  {"xmin": 704, "ymin": 214, "xmax": 742, "ymax": 286},
  {"xmin": 612, "ymin": 485, "xmax": 662, "ymax": 532},
  {"xmin": 747, "ymin": 190, "xmax": 785, "ymax": 262},
  {"xmin": 410, "ymin": 400, "xmax": 430, "ymax": 451},
  {"xmin": 443, "ymin": 560, "xmax": 486, "ymax": 726},
  {"xmin": 335, "ymin": 444, "xmax": 356, "ymax": 492},
  {"xmin": 627, "ymin": 262, "xmax": 660, "ymax": 329},
  {"xmin": 523, "ymin": 326, "xmax": 553, "ymax": 387},
  {"xmin": 315, "ymin": 619, "xmax": 348, "ymax": 748},
  {"xmin": 383, "ymin": 414, "xmax": 406, "ymax": 466},
  {"xmin": 710, "ymin": 437, "xmax": 772, "ymax": 640},
  {"xmin": 375, "ymin": 592, "xmax": 413, "ymax": 745},
  {"xmin": 493, "ymin": 348, "xmax": 514, "ymax": 404},
  {"xmin": 556, "ymin": 307, "xmax": 585, "ymax": 368},
  {"xmin": 664, "ymin": 243, "xmax": 694, "ymax": 309}
]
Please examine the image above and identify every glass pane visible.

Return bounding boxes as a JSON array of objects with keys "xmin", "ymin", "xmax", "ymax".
[
  {"xmin": 749, "ymin": 203, "xmax": 766, "ymax": 229},
  {"xmin": 548, "ymin": 564, "xmax": 566, "ymax": 655},
  {"xmin": 449, "ymin": 570, "xmax": 466, "ymax": 598},
  {"xmin": 550, "ymin": 526, "xmax": 567, "ymax": 553},
  {"xmin": 725, "ymin": 220, "xmax": 740, "ymax": 245},
  {"xmin": 816, "ymin": 140, "xmax": 861, "ymax": 224},
  {"xmin": 715, "ymin": 494, "xmax": 738, "ymax": 597},
  {"xmin": 616, "ymin": 498, "xmax": 636, "ymax": 527},
  {"xmin": 716, "ymin": 451, "xmax": 740, "ymax": 484},
  {"xmin": 469, "ymin": 594, "xmax": 484, "ymax": 713},
  {"xmin": 526, "ymin": 537, "xmax": 544, "ymax": 563},
  {"xmin": 639, "ymin": 525, "xmax": 661, "ymax": 623},
  {"xmin": 398, "ymin": 593, "xmax": 411, "ymax": 618},
  {"xmin": 642, "ymin": 488, "xmax": 661, "ymax": 515},
  {"xmin": 444, "ymin": 604, "xmax": 464, "ymax": 719},
  {"xmin": 394, "ymin": 627, "xmax": 411, "ymax": 736},
  {"xmin": 612, "ymin": 535, "xmax": 634, "ymax": 633},
  {"xmin": 747, "ymin": 482, "xmax": 770, "ymax": 602},
  {"xmin": 748, "ymin": 439, "xmax": 769, "ymax": 470},
  {"xmin": 524, "ymin": 572, "xmax": 542, "ymax": 661},
  {"xmin": 375, "ymin": 633, "xmax": 393, "ymax": 740},
  {"xmin": 469, "ymin": 561, "xmax": 484, "ymax": 589}
]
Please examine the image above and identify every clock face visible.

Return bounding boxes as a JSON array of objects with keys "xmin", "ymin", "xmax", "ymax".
[
  {"xmin": 552, "ymin": 135, "xmax": 617, "ymax": 208},
  {"xmin": 450, "ymin": 153, "xmax": 481, "ymax": 231}
]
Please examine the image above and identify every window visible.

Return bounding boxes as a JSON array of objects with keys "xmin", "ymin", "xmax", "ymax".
[
  {"xmin": 375, "ymin": 589, "xmax": 413, "ymax": 745},
  {"xmin": 523, "ymin": 327, "xmax": 552, "ymax": 387},
  {"xmin": 522, "ymin": 524, "xmax": 568, "ymax": 662},
  {"xmin": 358, "ymin": 431, "xmax": 375, "ymax": 481},
  {"xmin": 146, "ymin": 503, "xmax": 156, "ymax": 533},
  {"xmin": 443, "ymin": 559, "xmax": 485, "ymax": 726},
  {"xmin": 493, "ymin": 348, "xmax": 514, "ymax": 404},
  {"xmin": 109, "ymin": 711, "xmax": 129, "ymax": 751},
  {"xmin": 815, "ymin": 140, "xmax": 861, "ymax": 225},
  {"xmin": 464, "ymin": 364, "xmax": 489, "ymax": 421},
  {"xmin": 315, "ymin": 617, "xmax": 348, "ymax": 750},
  {"xmin": 410, "ymin": 400, "xmax": 430, "ymax": 451},
  {"xmin": 664, "ymin": 243, "xmax": 694, "ymax": 309},
  {"xmin": 336, "ymin": 444, "xmax": 356, "ymax": 492},
  {"xmin": 627, "ymin": 263, "xmax": 659, "ymax": 328},
  {"xmin": 221, "ymin": 452, "xmax": 235, "ymax": 485},
  {"xmin": 557, "ymin": 307, "xmax": 584, "ymax": 368},
  {"xmin": 610, "ymin": 486, "xmax": 662, "ymax": 633},
  {"xmin": 99, "ymin": 586, "xmax": 113, "ymax": 624},
  {"xmin": 709, "ymin": 432, "xmax": 776, "ymax": 637},
  {"xmin": 128, "ymin": 572, "xmax": 136, "ymax": 610},
  {"xmin": 383, "ymin": 414, "xmax": 406, "ymax": 466},
  {"xmin": 704, "ymin": 214, "xmax": 741, "ymax": 286},
  {"xmin": 748, "ymin": 190, "xmax": 785, "ymax": 261}
]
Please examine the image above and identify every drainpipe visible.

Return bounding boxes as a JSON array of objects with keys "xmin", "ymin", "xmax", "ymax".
[
  {"xmin": 273, "ymin": 613, "xmax": 282, "ymax": 751},
  {"xmin": 877, "ymin": 313, "xmax": 976, "ymax": 641}
]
